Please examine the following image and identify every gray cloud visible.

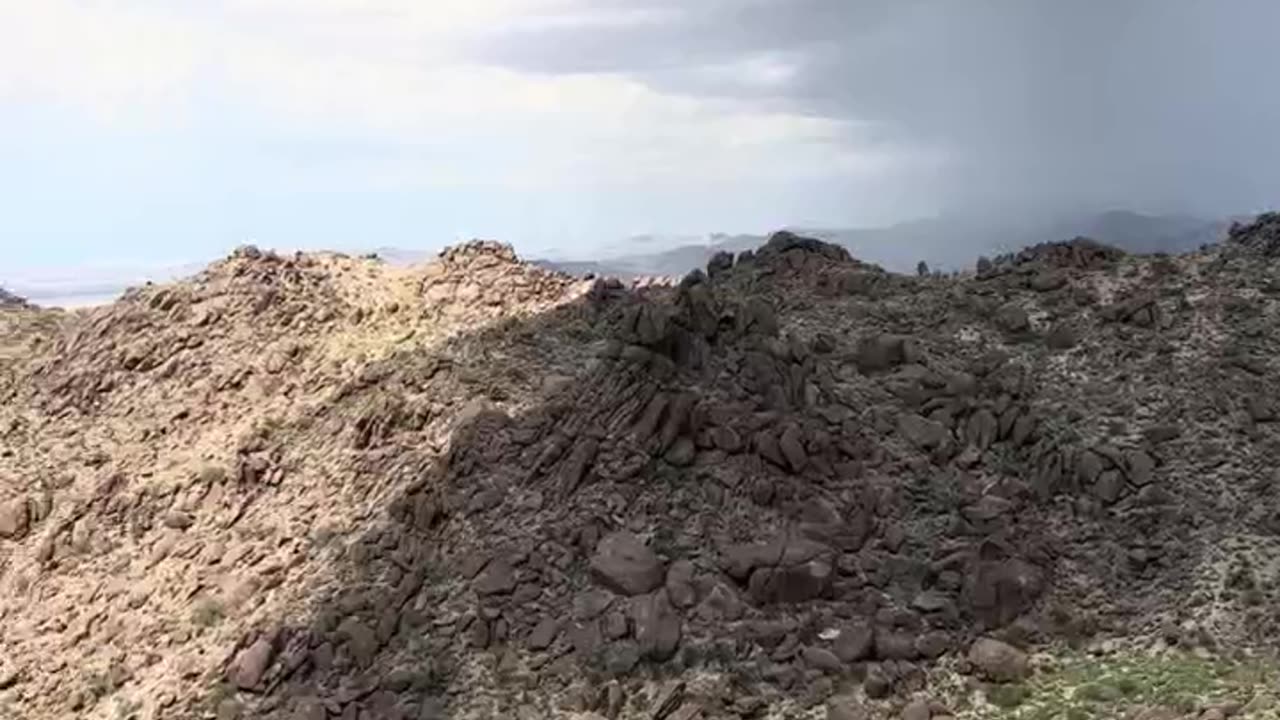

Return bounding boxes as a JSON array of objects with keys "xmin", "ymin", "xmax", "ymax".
[{"xmin": 468, "ymin": 0, "xmax": 1280, "ymax": 220}]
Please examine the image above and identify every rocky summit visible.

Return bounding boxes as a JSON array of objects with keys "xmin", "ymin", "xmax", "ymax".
[{"xmin": 3, "ymin": 221, "xmax": 1280, "ymax": 720}]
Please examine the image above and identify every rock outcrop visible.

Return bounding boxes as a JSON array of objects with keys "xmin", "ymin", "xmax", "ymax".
[{"xmin": 3, "ymin": 221, "xmax": 1280, "ymax": 719}]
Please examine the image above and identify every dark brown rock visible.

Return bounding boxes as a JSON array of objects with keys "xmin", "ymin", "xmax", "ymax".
[
  {"xmin": 833, "ymin": 623, "xmax": 874, "ymax": 663},
  {"xmin": 633, "ymin": 591, "xmax": 682, "ymax": 661},
  {"xmin": 856, "ymin": 334, "xmax": 914, "ymax": 373},
  {"xmin": 602, "ymin": 641, "xmax": 641, "ymax": 676},
  {"xmin": 864, "ymin": 663, "xmax": 892, "ymax": 698},
  {"xmin": 778, "ymin": 424, "xmax": 808, "ymax": 472},
  {"xmin": 231, "ymin": 637, "xmax": 275, "ymax": 691},
  {"xmin": 875, "ymin": 630, "xmax": 919, "ymax": 660},
  {"xmin": 665, "ymin": 560, "xmax": 697, "ymax": 609},
  {"xmin": 755, "ymin": 430, "xmax": 787, "ymax": 468},
  {"xmin": 695, "ymin": 583, "xmax": 744, "ymax": 622},
  {"xmin": 474, "ymin": 558, "xmax": 517, "ymax": 596},
  {"xmin": 602, "ymin": 610, "xmax": 629, "ymax": 640},
  {"xmin": 996, "ymin": 304, "xmax": 1030, "ymax": 333},
  {"xmin": 962, "ymin": 559, "xmax": 1045, "ymax": 627},
  {"xmin": 899, "ymin": 414, "xmax": 948, "ymax": 451},
  {"xmin": 966, "ymin": 409, "xmax": 998, "ymax": 451},
  {"xmin": 710, "ymin": 426, "xmax": 742, "ymax": 453},
  {"xmin": 802, "ymin": 646, "xmax": 843, "ymax": 673},
  {"xmin": 664, "ymin": 437, "xmax": 696, "ymax": 467},
  {"xmin": 591, "ymin": 531, "xmax": 665, "ymax": 596},
  {"xmin": 747, "ymin": 557, "xmax": 834, "ymax": 604},
  {"xmin": 915, "ymin": 631, "xmax": 953, "ymax": 659},
  {"xmin": 1093, "ymin": 471, "xmax": 1123, "ymax": 504},
  {"xmin": 1126, "ymin": 450, "xmax": 1155, "ymax": 486},
  {"xmin": 527, "ymin": 617, "xmax": 560, "ymax": 650},
  {"xmin": 1142, "ymin": 424, "xmax": 1181, "ymax": 444},
  {"xmin": 968, "ymin": 637, "xmax": 1029, "ymax": 682},
  {"xmin": 1045, "ymin": 322, "xmax": 1079, "ymax": 350}
]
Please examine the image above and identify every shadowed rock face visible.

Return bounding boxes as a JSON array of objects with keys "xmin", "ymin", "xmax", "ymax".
[{"xmin": 4, "ymin": 220, "xmax": 1280, "ymax": 719}]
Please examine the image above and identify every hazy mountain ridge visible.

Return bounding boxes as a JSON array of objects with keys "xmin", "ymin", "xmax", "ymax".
[
  {"xmin": 531, "ymin": 211, "xmax": 1238, "ymax": 278},
  {"xmin": 3, "ymin": 211, "xmax": 1242, "ymax": 308}
]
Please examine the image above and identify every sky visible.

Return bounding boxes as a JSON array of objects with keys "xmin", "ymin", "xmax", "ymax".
[{"xmin": 2, "ymin": 0, "xmax": 1279, "ymax": 273}]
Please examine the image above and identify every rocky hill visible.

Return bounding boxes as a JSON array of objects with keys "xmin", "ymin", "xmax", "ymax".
[
  {"xmin": 3, "ymin": 221, "xmax": 1280, "ymax": 720},
  {"xmin": 1, "ymin": 287, "xmax": 30, "ymax": 308}
]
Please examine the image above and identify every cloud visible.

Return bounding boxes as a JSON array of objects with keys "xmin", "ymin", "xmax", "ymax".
[
  {"xmin": 6, "ymin": 0, "xmax": 1271, "ymax": 258},
  {"xmin": 466, "ymin": 0, "xmax": 1280, "ymax": 217},
  {"xmin": 0, "ymin": 0, "xmax": 887, "ymax": 196}
]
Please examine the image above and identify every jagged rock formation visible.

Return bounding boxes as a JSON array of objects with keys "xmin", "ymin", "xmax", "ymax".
[
  {"xmin": 3, "ymin": 222, "xmax": 1280, "ymax": 720},
  {"xmin": 0, "ymin": 287, "xmax": 29, "ymax": 308}
]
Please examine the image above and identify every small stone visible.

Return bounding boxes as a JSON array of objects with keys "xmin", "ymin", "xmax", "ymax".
[
  {"xmin": 1093, "ymin": 471, "xmax": 1123, "ymax": 504},
  {"xmin": 338, "ymin": 618, "xmax": 380, "ymax": 666},
  {"xmin": 602, "ymin": 610, "xmax": 629, "ymax": 640},
  {"xmin": 591, "ymin": 531, "xmax": 665, "ymax": 596},
  {"xmin": 915, "ymin": 631, "xmax": 952, "ymax": 658},
  {"xmin": 1126, "ymin": 450, "xmax": 1156, "ymax": 486},
  {"xmin": 876, "ymin": 630, "xmax": 919, "ymax": 660},
  {"xmin": 968, "ymin": 637, "xmax": 1029, "ymax": 682},
  {"xmin": 527, "ymin": 617, "xmax": 560, "ymax": 650},
  {"xmin": 802, "ymin": 646, "xmax": 843, "ymax": 673},
  {"xmin": 826, "ymin": 696, "xmax": 870, "ymax": 720},
  {"xmin": 695, "ymin": 583, "xmax": 743, "ymax": 622},
  {"xmin": 1045, "ymin": 322, "xmax": 1079, "ymax": 350},
  {"xmin": 779, "ymin": 424, "xmax": 808, "ymax": 472},
  {"xmin": 1242, "ymin": 693, "xmax": 1274, "ymax": 714},
  {"xmin": 665, "ymin": 560, "xmax": 697, "ymax": 609},
  {"xmin": 0, "ymin": 497, "xmax": 30, "ymax": 539},
  {"xmin": 231, "ymin": 637, "xmax": 275, "ymax": 691},
  {"xmin": 602, "ymin": 641, "xmax": 641, "ymax": 676},
  {"xmin": 474, "ymin": 558, "xmax": 517, "ymax": 596},
  {"xmin": 664, "ymin": 437, "xmax": 697, "ymax": 467},
  {"xmin": 833, "ymin": 623, "xmax": 874, "ymax": 663},
  {"xmin": 856, "ymin": 334, "xmax": 912, "ymax": 373},
  {"xmin": 710, "ymin": 426, "xmax": 743, "ymax": 453},
  {"xmin": 901, "ymin": 700, "xmax": 930, "ymax": 720},
  {"xmin": 633, "ymin": 590, "xmax": 682, "ymax": 661},
  {"xmin": 162, "ymin": 510, "xmax": 194, "ymax": 530},
  {"xmin": 996, "ymin": 304, "xmax": 1030, "ymax": 332},
  {"xmin": 1030, "ymin": 270, "xmax": 1068, "ymax": 292},
  {"xmin": 898, "ymin": 414, "xmax": 948, "ymax": 450},
  {"xmin": 864, "ymin": 664, "xmax": 892, "ymax": 698},
  {"xmin": 1142, "ymin": 425, "xmax": 1181, "ymax": 444}
]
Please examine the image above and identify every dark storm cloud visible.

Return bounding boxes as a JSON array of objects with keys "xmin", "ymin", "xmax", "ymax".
[{"xmin": 471, "ymin": 0, "xmax": 1280, "ymax": 218}]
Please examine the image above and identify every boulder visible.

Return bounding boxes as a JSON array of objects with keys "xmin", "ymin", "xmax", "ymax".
[
  {"xmin": 633, "ymin": 591, "xmax": 682, "ymax": 661},
  {"xmin": 833, "ymin": 623, "xmax": 875, "ymax": 663},
  {"xmin": 899, "ymin": 414, "xmax": 948, "ymax": 450},
  {"xmin": 856, "ymin": 334, "xmax": 914, "ymax": 373},
  {"xmin": 231, "ymin": 637, "xmax": 275, "ymax": 691},
  {"xmin": 967, "ymin": 638, "xmax": 1029, "ymax": 682},
  {"xmin": 778, "ymin": 424, "xmax": 809, "ymax": 472},
  {"xmin": 591, "ymin": 532, "xmax": 665, "ymax": 596},
  {"xmin": 0, "ymin": 497, "xmax": 30, "ymax": 540}
]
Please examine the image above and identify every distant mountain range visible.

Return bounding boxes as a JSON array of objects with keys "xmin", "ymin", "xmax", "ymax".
[
  {"xmin": 525, "ymin": 210, "xmax": 1237, "ymax": 278},
  {"xmin": 3, "ymin": 210, "xmax": 1244, "ymax": 308}
]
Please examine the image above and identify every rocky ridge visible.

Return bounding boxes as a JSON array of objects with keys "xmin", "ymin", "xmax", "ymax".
[
  {"xmin": 0, "ymin": 287, "xmax": 29, "ymax": 308},
  {"xmin": 2, "ymin": 223, "xmax": 1280, "ymax": 720}
]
